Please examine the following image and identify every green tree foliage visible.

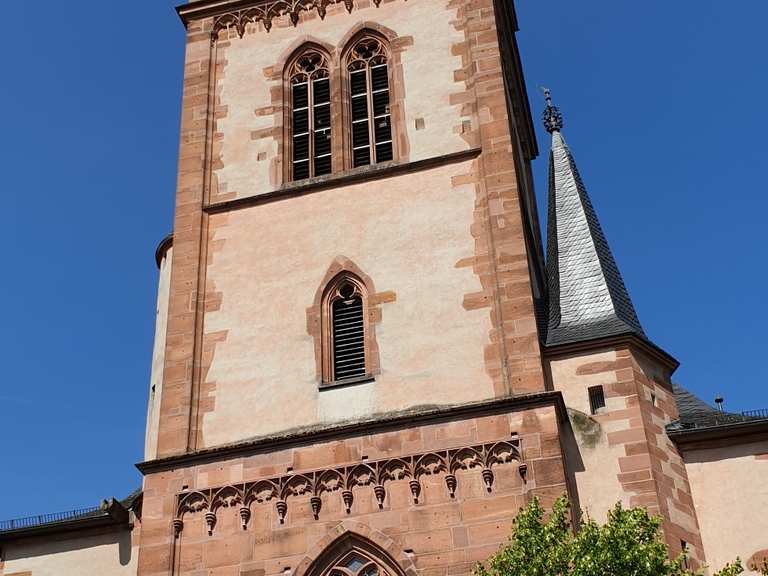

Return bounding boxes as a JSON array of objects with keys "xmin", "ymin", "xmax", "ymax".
[
  {"xmin": 475, "ymin": 495, "xmax": 747, "ymax": 576},
  {"xmin": 750, "ymin": 558, "xmax": 768, "ymax": 576}
]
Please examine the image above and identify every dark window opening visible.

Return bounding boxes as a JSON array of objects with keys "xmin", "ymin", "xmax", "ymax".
[
  {"xmin": 681, "ymin": 541, "xmax": 689, "ymax": 569},
  {"xmin": 332, "ymin": 284, "xmax": 366, "ymax": 381},
  {"xmin": 290, "ymin": 50, "xmax": 332, "ymax": 181},
  {"xmin": 348, "ymin": 37, "xmax": 392, "ymax": 168},
  {"xmin": 588, "ymin": 385, "xmax": 606, "ymax": 414}
]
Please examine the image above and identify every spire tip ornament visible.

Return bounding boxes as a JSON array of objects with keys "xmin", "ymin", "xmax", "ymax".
[{"xmin": 541, "ymin": 87, "xmax": 563, "ymax": 133}]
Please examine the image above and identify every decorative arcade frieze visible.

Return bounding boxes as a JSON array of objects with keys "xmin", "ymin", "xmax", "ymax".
[
  {"xmin": 210, "ymin": 0, "xmax": 392, "ymax": 39},
  {"xmin": 172, "ymin": 440, "xmax": 527, "ymax": 536}
]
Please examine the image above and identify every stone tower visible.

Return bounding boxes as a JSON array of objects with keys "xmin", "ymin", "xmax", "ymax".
[
  {"xmin": 540, "ymin": 92, "xmax": 705, "ymax": 567},
  {"xmin": 137, "ymin": 0, "xmax": 569, "ymax": 575}
]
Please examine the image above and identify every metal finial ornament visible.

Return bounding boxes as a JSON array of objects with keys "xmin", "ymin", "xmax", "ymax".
[{"xmin": 541, "ymin": 87, "xmax": 563, "ymax": 133}]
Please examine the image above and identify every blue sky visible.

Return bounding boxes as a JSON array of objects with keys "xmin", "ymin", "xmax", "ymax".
[{"xmin": 0, "ymin": 1, "xmax": 766, "ymax": 520}]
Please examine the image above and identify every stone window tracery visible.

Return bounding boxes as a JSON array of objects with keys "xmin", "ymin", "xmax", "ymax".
[
  {"xmin": 346, "ymin": 35, "xmax": 393, "ymax": 167},
  {"xmin": 325, "ymin": 551, "xmax": 390, "ymax": 576},
  {"xmin": 288, "ymin": 47, "xmax": 333, "ymax": 180}
]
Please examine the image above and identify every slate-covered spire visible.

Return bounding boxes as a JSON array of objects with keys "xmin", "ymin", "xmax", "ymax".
[{"xmin": 543, "ymin": 89, "xmax": 646, "ymax": 346}]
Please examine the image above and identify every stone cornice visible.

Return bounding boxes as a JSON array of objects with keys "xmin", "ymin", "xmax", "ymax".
[
  {"xmin": 171, "ymin": 439, "xmax": 526, "ymax": 535},
  {"xmin": 177, "ymin": 0, "xmax": 370, "ymax": 36},
  {"xmin": 204, "ymin": 148, "xmax": 482, "ymax": 215},
  {"xmin": 177, "ymin": 0, "xmax": 274, "ymax": 25},
  {"xmin": 542, "ymin": 333, "xmax": 680, "ymax": 375},
  {"xmin": 136, "ymin": 391, "xmax": 566, "ymax": 474}
]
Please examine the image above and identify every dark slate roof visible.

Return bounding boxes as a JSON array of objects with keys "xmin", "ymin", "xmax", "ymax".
[
  {"xmin": 669, "ymin": 384, "xmax": 768, "ymax": 433},
  {"xmin": 0, "ymin": 489, "xmax": 140, "ymax": 536},
  {"xmin": 545, "ymin": 128, "xmax": 646, "ymax": 347}
]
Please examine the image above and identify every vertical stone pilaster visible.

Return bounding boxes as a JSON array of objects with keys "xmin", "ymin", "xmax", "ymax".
[
  {"xmin": 156, "ymin": 20, "xmax": 216, "ymax": 458},
  {"xmin": 454, "ymin": 0, "xmax": 546, "ymax": 396}
]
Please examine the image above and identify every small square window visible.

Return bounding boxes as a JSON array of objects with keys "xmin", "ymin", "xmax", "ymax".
[{"xmin": 588, "ymin": 386, "xmax": 606, "ymax": 415}]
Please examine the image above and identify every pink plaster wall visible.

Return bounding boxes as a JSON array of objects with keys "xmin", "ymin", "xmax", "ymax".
[
  {"xmin": 212, "ymin": 0, "xmax": 470, "ymax": 200},
  {"xmin": 201, "ymin": 160, "xmax": 496, "ymax": 447}
]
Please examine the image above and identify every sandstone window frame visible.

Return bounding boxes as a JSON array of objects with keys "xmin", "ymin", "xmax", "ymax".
[
  {"xmin": 342, "ymin": 31, "xmax": 397, "ymax": 169},
  {"xmin": 280, "ymin": 28, "xmax": 409, "ymax": 184},
  {"xmin": 304, "ymin": 533, "xmax": 407, "ymax": 576},
  {"xmin": 321, "ymin": 272, "xmax": 372, "ymax": 385},
  {"xmin": 285, "ymin": 44, "xmax": 336, "ymax": 182},
  {"xmin": 307, "ymin": 257, "xmax": 386, "ymax": 389}
]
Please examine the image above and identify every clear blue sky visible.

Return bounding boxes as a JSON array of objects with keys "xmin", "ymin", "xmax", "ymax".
[{"xmin": 1, "ymin": 1, "xmax": 765, "ymax": 520}]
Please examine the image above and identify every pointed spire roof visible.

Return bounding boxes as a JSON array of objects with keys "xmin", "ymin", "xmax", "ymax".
[{"xmin": 543, "ymin": 89, "xmax": 646, "ymax": 346}]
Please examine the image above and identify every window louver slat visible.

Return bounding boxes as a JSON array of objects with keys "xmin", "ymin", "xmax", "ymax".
[{"xmin": 332, "ymin": 296, "xmax": 365, "ymax": 380}]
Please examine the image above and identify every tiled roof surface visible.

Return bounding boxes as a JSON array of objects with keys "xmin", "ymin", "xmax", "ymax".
[
  {"xmin": 669, "ymin": 384, "xmax": 768, "ymax": 432},
  {"xmin": 545, "ymin": 130, "xmax": 645, "ymax": 346}
]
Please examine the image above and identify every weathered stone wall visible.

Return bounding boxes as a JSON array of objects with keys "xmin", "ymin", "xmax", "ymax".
[
  {"xmin": 145, "ymin": 246, "xmax": 173, "ymax": 461},
  {"xmin": 0, "ymin": 529, "xmax": 137, "ymax": 576},
  {"xmin": 548, "ymin": 348, "xmax": 630, "ymax": 518},
  {"xmin": 138, "ymin": 404, "xmax": 568, "ymax": 576},
  {"xmin": 630, "ymin": 352, "xmax": 703, "ymax": 568},
  {"xmin": 155, "ymin": 0, "xmax": 546, "ymax": 457},
  {"xmin": 684, "ymin": 440, "xmax": 768, "ymax": 575},
  {"xmin": 209, "ymin": 0, "xmax": 469, "ymax": 201},
  {"xmin": 200, "ymin": 160, "xmax": 496, "ymax": 447},
  {"xmin": 547, "ymin": 345, "xmax": 705, "ymax": 568}
]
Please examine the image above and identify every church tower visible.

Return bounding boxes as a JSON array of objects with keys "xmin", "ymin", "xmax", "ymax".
[
  {"xmin": 540, "ymin": 92, "xmax": 705, "ymax": 567},
  {"xmin": 137, "ymin": 0, "xmax": 570, "ymax": 575}
]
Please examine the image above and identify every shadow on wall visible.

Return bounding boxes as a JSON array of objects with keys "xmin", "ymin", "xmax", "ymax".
[
  {"xmin": 559, "ymin": 411, "xmax": 586, "ymax": 525},
  {"xmin": 683, "ymin": 439, "xmax": 768, "ymax": 464},
  {"xmin": 2, "ymin": 527, "xmax": 132, "ymax": 566}
]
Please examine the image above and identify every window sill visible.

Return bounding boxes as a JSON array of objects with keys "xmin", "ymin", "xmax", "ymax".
[{"xmin": 319, "ymin": 375, "xmax": 375, "ymax": 390}]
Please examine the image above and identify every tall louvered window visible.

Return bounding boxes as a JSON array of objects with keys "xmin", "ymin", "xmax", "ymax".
[
  {"xmin": 331, "ymin": 282, "xmax": 366, "ymax": 380},
  {"xmin": 289, "ymin": 49, "xmax": 332, "ymax": 181},
  {"xmin": 347, "ymin": 36, "xmax": 393, "ymax": 168}
]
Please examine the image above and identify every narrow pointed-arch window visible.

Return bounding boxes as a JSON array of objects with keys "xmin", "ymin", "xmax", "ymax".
[
  {"xmin": 347, "ymin": 36, "xmax": 393, "ymax": 168},
  {"xmin": 289, "ymin": 48, "xmax": 332, "ymax": 180},
  {"xmin": 323, "ymin": 274, "xmax": 368, "ymax": 383}
]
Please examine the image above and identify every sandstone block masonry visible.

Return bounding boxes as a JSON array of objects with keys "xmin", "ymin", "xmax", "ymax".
[
  {"xmin": 138, "ymin": 400, "xmax": 569, "ymax": 576},
  {"xmin": 547, "ymin": 343, "xmax": 705, "ymax": 569}
]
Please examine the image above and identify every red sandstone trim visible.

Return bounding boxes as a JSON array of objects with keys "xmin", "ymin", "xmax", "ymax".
[
  {"xmin": 172, "ymin": 438, "xmax": 524, "ymax": 530},
  {"xmin": 542, "ymin": 333, "xmax": 680, "ymax": 376},
  {"xmin": 136, "ymin": 391, "xmax": 567, "ymax": 474}
]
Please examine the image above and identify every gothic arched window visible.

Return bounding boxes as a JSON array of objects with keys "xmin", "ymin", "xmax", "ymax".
[
  {"xmin": 289, "ymin": 47, "xmax": 333, "ymax": 180},
  {"xmin": 346, "ymin": 35, "xmax": 393, "ymax": 168},
  {"xmin": 322, "ymin": 273, "xmax": 369, "ymax": 383},
  {"xmin": 326, "ymin": 551, "xmax": 391, "ymax": 576},
  {"xmin": 303, "ymin": 533, "xmax": 409, "ymax": 576}
]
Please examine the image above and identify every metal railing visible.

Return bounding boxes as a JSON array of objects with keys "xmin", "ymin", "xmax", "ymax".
[
  {"xmin": 676, "ymin": 407, "xmax": 768, "ymax": 431},
  {"xmin": 0, "ymin": 506, "xmax": 101, "ymax": 532},
  {"xmin": 742, "ymin": 408, "xmax": 768, "ymax": 419}
]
